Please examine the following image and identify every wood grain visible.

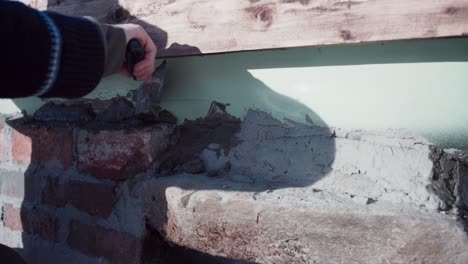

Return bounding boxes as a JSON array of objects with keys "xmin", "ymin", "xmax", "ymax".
[{"xmin": 32, "ymin": 0, "xmax": 468, "ymax": 57}]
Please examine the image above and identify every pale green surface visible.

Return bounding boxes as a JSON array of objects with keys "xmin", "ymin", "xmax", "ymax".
[{"xmin": 3, "ymin": 38, "xmax": 468, "ymax": 148}]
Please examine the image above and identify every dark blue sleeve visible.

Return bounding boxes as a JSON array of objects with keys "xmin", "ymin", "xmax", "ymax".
[
  {"xmin": 0, "ymin": 1, "xmax": 106, "ymax": 99},
  {"xmin": 0, "ymin": 1, "xmax": 53, "ymax": 98}
]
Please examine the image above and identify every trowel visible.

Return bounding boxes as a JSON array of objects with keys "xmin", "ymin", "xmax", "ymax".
[{"xmin": 125, "ymin": 38, "xmax": 167, "ymax": 118}]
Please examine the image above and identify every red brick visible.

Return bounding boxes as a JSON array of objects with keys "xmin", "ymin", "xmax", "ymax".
[
  {"xmin": 12, "ymin": 127, "xmax": 72, "ymax": 167},
  {"xmin": 3, "ymin": 204, "xmax": 22, "ymax": 231},
  {"xmin": 68, "ymin": 221, "xmax": 140, "ymax": 264},
  {"xmin": 3, "ymin": 204, "xmax": 59, "ymax": 242},
  {"xmin": 0, "ymin": 123, "xmax": 7, "ymax": 162},
  {"xmin": 43, "ymin": 177, "xmax": 116, "ymax": 218},
  {"xmin": 12, "ymin": 130, "xmax": 31, "ymax": 164},
  {"xmin": 77, "ymin": 128, "xmax": 157, "ymax": 181}
]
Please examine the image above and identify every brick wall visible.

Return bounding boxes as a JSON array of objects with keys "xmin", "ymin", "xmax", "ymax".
[
  {"xmin": 1, "ymin": 102, "xmax": 466, "ymax": 264},
  {"xmin": 0, "ymin": 117, "xmax": 174, "ymax": 264}
]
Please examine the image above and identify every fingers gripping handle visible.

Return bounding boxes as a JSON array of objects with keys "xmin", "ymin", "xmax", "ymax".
[{"xmin": 126, "ymin": 38, "xmax": 146, "ymax": 80}]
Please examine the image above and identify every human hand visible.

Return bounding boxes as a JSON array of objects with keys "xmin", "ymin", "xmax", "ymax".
[{"xmin": 114, "ymin": 24, "xmax": 157, "ymax": 81}]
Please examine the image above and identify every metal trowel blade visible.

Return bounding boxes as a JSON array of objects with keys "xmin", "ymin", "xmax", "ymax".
[{"xmin": 134, "ymin": 60, "xmax": 167, "ymax": 114}]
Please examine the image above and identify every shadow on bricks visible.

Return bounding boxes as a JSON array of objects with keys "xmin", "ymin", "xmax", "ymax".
[
  {"xmin": 4, "ymin": 77, "xmax": 336, "ymax": 264},
  {"xmin": 1, "ymin": 1, "xmax": 337, "ymax": 263},
  {"xmin": 3, "ymin": 1, "xmax": 468, "ymax": 262}
]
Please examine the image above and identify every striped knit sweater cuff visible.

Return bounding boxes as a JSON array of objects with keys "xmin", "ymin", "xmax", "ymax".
[
  {"xmin": 39, "ymin": 11, "xmax": 105, "ymax": 99},
  {"xmin": 34, "ymin": 12, "xmax": 62, "ymax": 97}
]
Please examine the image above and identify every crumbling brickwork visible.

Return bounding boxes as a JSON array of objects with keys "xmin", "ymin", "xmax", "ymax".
[
  {"xmin": 0, "ymin": 118, "xmax": 163, "ymax": 263},
  {"xmin": 0, "ymin": 102, "xmax": 467, "ymax": 264}
]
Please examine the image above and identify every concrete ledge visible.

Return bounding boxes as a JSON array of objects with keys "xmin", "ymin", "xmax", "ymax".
[
  {"xmin": 142, "ymin": 174, "xmax": 468, "ymax": 264},
  {"xmin": 136, "ymin": 110, "xmax": 468, "ymax": 263}
]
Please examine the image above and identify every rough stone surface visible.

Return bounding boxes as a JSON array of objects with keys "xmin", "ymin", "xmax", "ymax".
[
  {"xmin": 142, "ymin": 226, "xmax": 255, "ymax": 264},
  {"xmin": 142, "ymin": 175, "xmax": 468, "ymax": 264},
  {"xmin": 429, "ymin": 148, "xmax": 468, "ymax": 215}
]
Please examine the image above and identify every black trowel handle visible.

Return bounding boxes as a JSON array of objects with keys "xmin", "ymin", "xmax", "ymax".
[{"xmin": 126, "ymin": 38, "xmax": 146, "ymax": 80}]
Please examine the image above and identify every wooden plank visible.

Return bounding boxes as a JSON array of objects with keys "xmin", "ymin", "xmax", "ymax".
[{"xmin": 31, "ymin": 0, "xmax": 468, "ymax": 57}]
